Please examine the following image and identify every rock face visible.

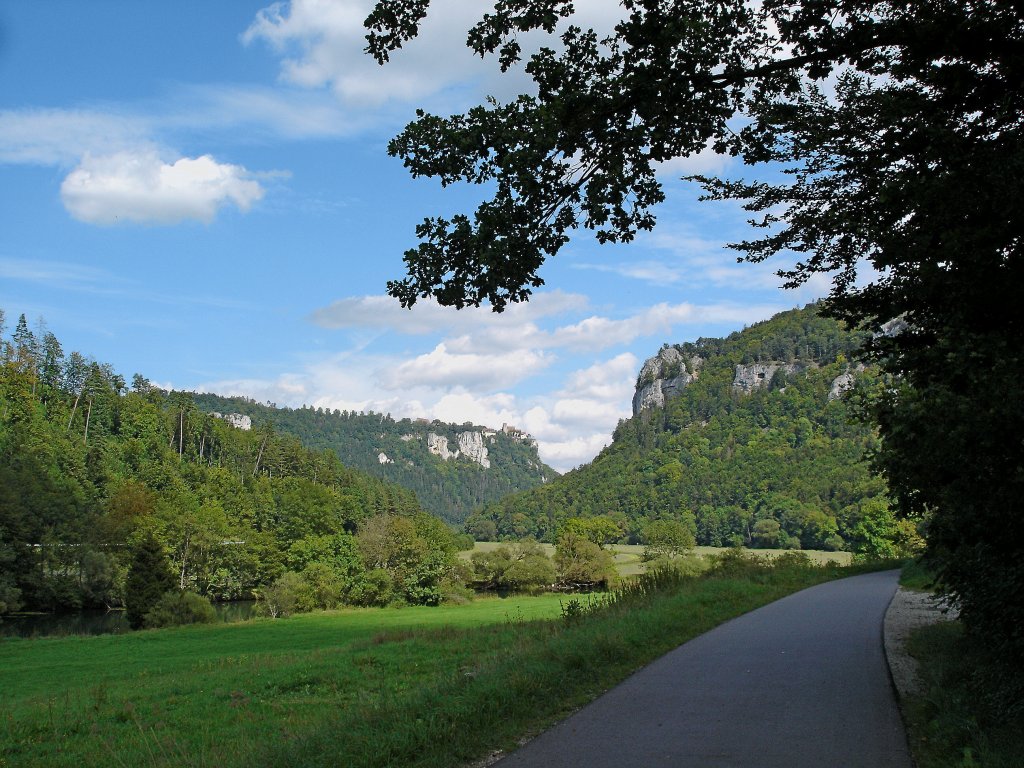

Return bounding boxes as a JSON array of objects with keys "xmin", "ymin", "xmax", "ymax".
[
  {"xmin": 632, "ymin": 347, "xmax": 703, "ymax": 415},
  {"xmin": 427, "ymin": 432, "xmax": 456, "ymax": 461},
  {"xmin": 210, "ymin": 412, "xmax": 252, "ymax": 431},
  {"xmin": 732, "ymin": 362, "xmax": 807, "ymax": 393},
  {"xmin": 427, "ymin": 430, "xmax": 491, "ymax": 468},
  {"xmin": 457, "ymin": 431, "xmax": 491, "ymax": 469},
  {"xmin": 828, "ymin": 372, "xmax": 856, "ymax": 401},
  {"xmin": 827, "ymin": 365, "xmax": 866, "ymax": 401},
  {"xmin": 377, "ymin": 452, "xmax": 393, "ymax": 464}
]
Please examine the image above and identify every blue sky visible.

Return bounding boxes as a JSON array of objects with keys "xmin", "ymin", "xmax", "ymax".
[{"xmin": 0, "ymin": 1, "xmax": 827, "ymax": 472}]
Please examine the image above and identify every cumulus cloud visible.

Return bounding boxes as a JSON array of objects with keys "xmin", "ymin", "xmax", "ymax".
[
  {"xmin": 243, "ymin": 0, "xmax": 488, "ymax": 107},
  {"xmin": 60, "ymin": 151, "xmax": 264, "ymax": 225},
  {"xmin": 244, "ymin": 0, "xmax": 623, "ymax": 109},
  {"xmin": 379, "ymin": 343, "xmax": 552, "ymax": 391}
]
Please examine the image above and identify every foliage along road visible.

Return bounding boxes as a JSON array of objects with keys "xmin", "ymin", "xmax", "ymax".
[{"xmin": 496, "ymin": 569, "xmax": 911, "ymax": 768}]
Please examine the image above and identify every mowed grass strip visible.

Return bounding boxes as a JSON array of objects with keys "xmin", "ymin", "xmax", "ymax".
[{"xmin": 1, "ymin": 563, "xmax": 877, "ymax": 767}]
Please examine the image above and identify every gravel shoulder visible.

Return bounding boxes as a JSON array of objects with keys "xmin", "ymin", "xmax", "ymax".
[{"xmin": 883, "ymin": 585, "xmax": 958, "ymax": 699}]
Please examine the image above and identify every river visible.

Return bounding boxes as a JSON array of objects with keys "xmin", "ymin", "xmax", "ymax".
[{"xmin": 0, "ymin": 600, "xmax": 257, "ymax": 639}]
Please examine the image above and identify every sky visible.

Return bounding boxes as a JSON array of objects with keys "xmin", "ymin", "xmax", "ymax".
[{"xmin": 0, "ymin": 0, "xmax": 828, "ymax": 473}]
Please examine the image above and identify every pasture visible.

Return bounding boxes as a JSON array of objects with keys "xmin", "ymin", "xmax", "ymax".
[{"xmin": 462, "ymin": 541, "xmax": 853, "ymax": 577}]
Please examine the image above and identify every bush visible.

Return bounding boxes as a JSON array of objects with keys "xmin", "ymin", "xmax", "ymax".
[
  {"xmin": 771, "ymin": 551, "xmax": 813, "ymax": 570},
  {"xmin": 707, "ymin": 548, "xmax": 765, "ymax": 578},
  {"xmin": 554, "ymin": 533, "xmax": 617, "ymax": 589},
  {"xmin": 504, "ymin": 552, "xmax": 556, "ymax": 593},
  {"xmin": 143, "ymin": 590, "xmax": 217, "ymax": 628},
  {"xmin": 256, "ymin": 572, "xmax": 303, "ymax": 618},
  {"xmin": 350, "ymin": 568, "xmax": 393, "ymax": 607},
  {"xmin": 296, "ymin": 562, "xmax": 345, "ymax": 612}
]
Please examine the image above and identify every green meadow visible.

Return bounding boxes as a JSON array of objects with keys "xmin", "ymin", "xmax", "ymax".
[
  {"xmin": 462, "ymin": 542, "xmax": 852, "ymax": 578},
  {"xmin": 2, "ymin": 560, "xmax": 880, "ymax": 768}
]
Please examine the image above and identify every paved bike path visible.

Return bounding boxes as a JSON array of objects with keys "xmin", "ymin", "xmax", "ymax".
[{"xmin": 496, "ymin": 569, "xmax": 911, "ymax": 768}]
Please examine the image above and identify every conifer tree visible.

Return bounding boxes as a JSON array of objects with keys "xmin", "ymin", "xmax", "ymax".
[{"xmin": 124, "ymin": 533, "xmax": 176, "ymax": 629}]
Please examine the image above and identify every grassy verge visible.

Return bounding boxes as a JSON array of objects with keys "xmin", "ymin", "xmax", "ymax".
[
  {"xmin": 902, "ymin": 622, "xmax": 1024, "ymax": 767},
  {"xmin": 897, "ymin": 560, "xmax": 1024, "ymax": 768},
  {"xmin": 2, "ymin": 559, "xmax": 888, "ymax": 767},
  {"xmin": 899, "ymin": 557, "xmax": 936, "ymax": 592}
]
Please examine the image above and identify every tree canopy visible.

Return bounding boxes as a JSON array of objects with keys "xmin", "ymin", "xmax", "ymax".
[{"xmin": 366, "ymin": 0, "xmax": 1024, "ymax": 682}]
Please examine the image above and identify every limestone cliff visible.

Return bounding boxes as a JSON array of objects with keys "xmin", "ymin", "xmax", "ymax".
[
  {"xmin": 457, "ymin": 430, "xmax": 491, "ymax": 469},
  {"xmin": 732, "ymin": 362, "xmax": 811, "ymax": 393},
  {"xmin": 427, "ymin": 430, "xmax": 491, "ymax": 469},
  {"xmin": 632, "ymin": 347, "xmax": 703, "ymax": 415}
]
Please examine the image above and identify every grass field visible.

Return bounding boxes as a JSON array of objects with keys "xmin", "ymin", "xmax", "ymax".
[
  {"xmin": 2, "ymin": 558, "xmax": 876, "ymax": 768},
  {"xmin": 462, "ymin": 541, "xmax": 852, "ymax": 577}
]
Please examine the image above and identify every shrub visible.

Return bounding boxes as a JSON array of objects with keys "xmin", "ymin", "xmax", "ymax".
[
  {"xmin": 256, "ymin": 572, "xmax": 303, "ymax": 618},
  {"xmin": 707, "ymin": 547, "xmax": 764, "ymax": 578},
  {"xmin": 350, "ymin": 568, "xmax": 393, "ymax": 607},
  {"xmin": 143, "ymin": 590, "xmax": 217, "ymax": 628},
  {"xmin": 296, "ymin": 562, "xmax": 345, "ymax": 612},
  {"xmin": 554, "ymin": 533, "xmax": 617, "ymax": 589}
]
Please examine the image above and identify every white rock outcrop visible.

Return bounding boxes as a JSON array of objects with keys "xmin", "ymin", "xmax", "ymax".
[
  {"xmin": 427, "ymin": 432, "xmax": 456, "ymax": 461},
  {"xmin": 732, "ymin": 362, "xmax": 807, "ymax": 393},
  {"xmin": 457, "ymin": 430, "xmax": 491, "ymax": 468},
  {"xmin": 632, "ymin": 347, "xmax": 703, "ymax": 415},
  {"xmin": 378, "ymin": 452, "xmax": 393, "ymax": 464},
  {"xmin": 211, "ymin": 412, "xmax": 252, "ymax": 431},
  {"xmin": 828, "ymin": 372, "xmax": 856, "ymax": 401},
  {"xmin": 426, "ymin": 430, "xmax": 492, "ymax": 468}
]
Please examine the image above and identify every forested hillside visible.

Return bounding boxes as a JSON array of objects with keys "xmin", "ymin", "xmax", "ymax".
[
  {"xmin": 190, "ymin": 393, "xmax": 557, "ymax": 524},
  {"xmin": 465, "ymin": 306, "xmax": 919, "ymax": 556},
  {"xmin": 0, "ymin": 310, "xmax": 458, "ymax": 616}
]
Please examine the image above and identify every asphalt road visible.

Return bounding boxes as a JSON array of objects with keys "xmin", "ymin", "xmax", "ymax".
[{"xmin": 495, "ymin": 569, "xmax": 912, "ymax": 768}]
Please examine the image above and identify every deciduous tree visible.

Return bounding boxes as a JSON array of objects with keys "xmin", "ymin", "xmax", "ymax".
[{"xmin": 365, "ymin": 0, "xmax": 1024, "ymax": 674}]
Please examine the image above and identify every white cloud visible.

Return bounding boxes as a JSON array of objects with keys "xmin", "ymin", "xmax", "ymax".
[
  {"xmin": 309, "ymin": 290, "xmax": 588, "ymax": 335},
  {"xmin": 561, "ymin": 353, "xmax": 638, "ymax": 401},
  {"xmin": 379, "ymin": 342, "xmax": 552, "ymax": 391},
  {"xmin": 243, "ymin": 0, "xmax": 489, "ymax": 107},
  {"xmin": 244, "ymin": 0, "xmax": 624, "ymax": 110},
  {"xmin": 171, "ymin": 83, "xmax": 371, "ymax": 139},
  {"xmin": 60, "ymin": 151, "xmax": 265, "ymax": 225},
  {"xmin": 0, "ymin": 108, "xmax": 153, "ymax": 166},
  {"xmin": 311, "ymin": 292, "xmax": 779, "ymax": 357},
  {"xmin": 655, "ymin": 141, "xmax": 734, "ymax": 177}
]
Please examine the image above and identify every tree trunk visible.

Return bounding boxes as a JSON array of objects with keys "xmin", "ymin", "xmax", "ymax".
[
  {"xmin": 83, "ymin": 398, "xmax": 92, "ymax": 445},
  {"xmin": 179, "ymin": 533, "xmax": 191, "ymax": 590},
  {"xmin": 253, "ymin": 434, "xmax": 268, "ymax": 477},
  {"xmin": 66, "ymin": 390, "xmax": 82, "ymax": 432}
]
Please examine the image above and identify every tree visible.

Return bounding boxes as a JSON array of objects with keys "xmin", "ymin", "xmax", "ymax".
[
  {"xmin": 560, "ymin": 516, "xmax": 622, "ymax": 547},
  {"xmin": 124, "ymin": 534, "xmax": 176, "ymax": 629},
  {"xmin": 641, "ymin": 519, "xmax": 695, "ymax": 561},
  {"xmin": 365, "ymin": 0, "xmax": 1024, "ymax": 675},
  {"xmin": 554, "ymin": 531, "xmax": 616, "ymax": 589}
]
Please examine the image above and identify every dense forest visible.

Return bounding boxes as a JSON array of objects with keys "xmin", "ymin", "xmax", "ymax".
[
  {"xmin": 0, "ymin": 310, "xmax": 461, "ymax": 617},
  {"xmin": 465, "ymin": 307, "xmax": 920, "ymax": 556},
  {"xmin": 190, "ymin": 393, "xmax": 557, "ymax": 524}
]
